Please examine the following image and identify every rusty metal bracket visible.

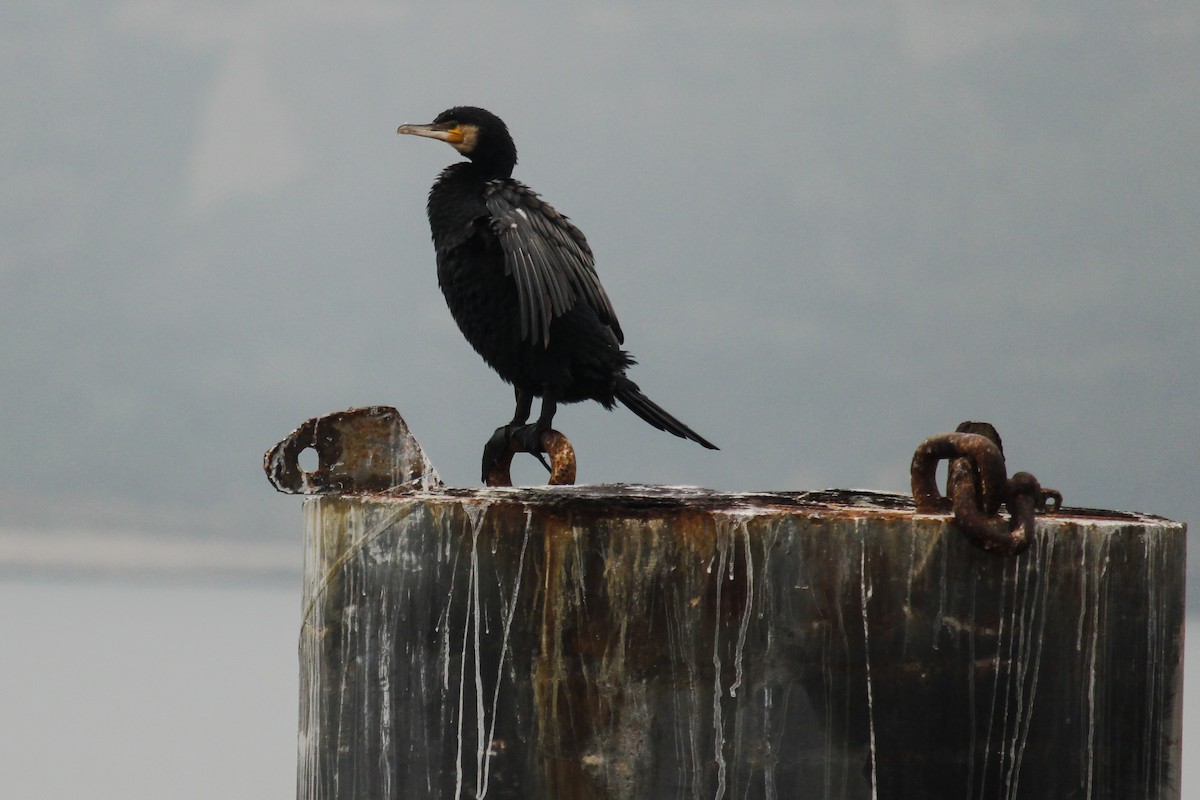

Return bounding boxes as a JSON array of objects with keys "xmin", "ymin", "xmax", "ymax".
[
  {"xmin": 911, "ymin": 421, "xmax": 1061, "ymax": 555},
  {"xmin": 485, "ymin": 429, "xmax": 577, "ymax": 487},
  {"xmin": 264, "ymin": 406, "xmax": 442, "ymax": 495}
]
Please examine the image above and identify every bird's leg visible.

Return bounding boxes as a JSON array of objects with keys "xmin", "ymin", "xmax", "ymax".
[
  {"xmin": 482, "ymin": 388, "xmax": 549, "ymax": 481},
  {"xmin": 532, "ymin": 394, "xmax": 558, "ymax": 439},
  {"xmin": 507, "ymin": 393, "xmax": 555, "ymax": 450},
  {"xmin": 510, "ymin": 387, "xmax": 533, "ymax": 426},
  {"xmin": 511, "ymin": 389, "xmax": 551, "ymax": 471},
  {"xmin": 512, "ymin": 392, "xmax": 557, "ymax": 471}
]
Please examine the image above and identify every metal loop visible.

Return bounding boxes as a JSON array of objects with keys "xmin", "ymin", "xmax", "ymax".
[
  {"xmin": 910, "ymin": 424, "xmax": 1061, "ymax": 557},
  {"xmin": 485, "ymin": 429, "xmax": 577, "ymax": 487},
  {"xmin": 946, "ymin": 459, "xmax": 1033, "ymax": 555},
  {"xmin": 910, "ymin": 432, "xmax": 1007, "ymax": 515}
]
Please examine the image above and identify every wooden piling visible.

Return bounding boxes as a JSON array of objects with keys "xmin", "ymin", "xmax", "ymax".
[{"xmin": 295, "ymin": 485, "xmax": 1184, "ymax": 799}]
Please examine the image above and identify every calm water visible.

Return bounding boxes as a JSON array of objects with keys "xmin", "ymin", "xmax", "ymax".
[
  {"xmin": 0, "ymin": 579, "xmax": 299, "ymax": 799},
  {"xmin": 0, "ymin": 579, "xmax": 1192, "ymax": 797}
]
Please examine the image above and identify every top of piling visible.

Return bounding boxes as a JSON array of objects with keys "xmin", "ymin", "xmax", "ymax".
[{"xmin": 266, "ymin": 406, "xmax": 1180, "ymax": 529}]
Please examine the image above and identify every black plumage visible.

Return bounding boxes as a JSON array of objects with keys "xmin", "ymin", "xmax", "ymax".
[{"xmin": 397, "ymin": 107, "xmax": 717, "ymax": 479}]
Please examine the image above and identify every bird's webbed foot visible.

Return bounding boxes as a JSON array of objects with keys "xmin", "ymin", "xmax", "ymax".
[{"xmin": 481, "ymin": 423, "xmax": 551, "ymax": 483}]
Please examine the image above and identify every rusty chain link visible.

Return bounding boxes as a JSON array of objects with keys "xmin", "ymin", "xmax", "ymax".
[{"xmin": 911, "ymin": 421, "xmax": 1061, "ymax": 555}]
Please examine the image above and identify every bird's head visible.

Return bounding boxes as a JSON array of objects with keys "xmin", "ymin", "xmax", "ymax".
[{"xmin": 398, "ymin": 106, "xmax": 517, "ymax": 177}]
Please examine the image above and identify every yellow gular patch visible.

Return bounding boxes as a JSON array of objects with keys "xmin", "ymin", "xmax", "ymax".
[{"xmin": 453, "ymin": 124, "xmax": 480, "ymax": 154}]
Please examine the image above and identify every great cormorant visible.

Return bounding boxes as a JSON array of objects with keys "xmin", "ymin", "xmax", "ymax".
[{"xmin": 397, "ymin": 106, "xmax": 717, "ymax": 480}]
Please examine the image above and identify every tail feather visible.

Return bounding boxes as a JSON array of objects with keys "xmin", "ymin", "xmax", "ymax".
[{"xmin": 615, "ymin": 378, "xmax": 718, "ymax": 450}]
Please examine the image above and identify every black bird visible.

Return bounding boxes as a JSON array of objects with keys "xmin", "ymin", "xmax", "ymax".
[{"xmin": 397, "ymin": 107, "xmax": 717, "ymax": 480}]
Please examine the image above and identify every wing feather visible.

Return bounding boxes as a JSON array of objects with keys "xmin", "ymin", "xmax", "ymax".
[{"xmin": 485, "ymin": 180, "xmax": 623, "ymax": 346}]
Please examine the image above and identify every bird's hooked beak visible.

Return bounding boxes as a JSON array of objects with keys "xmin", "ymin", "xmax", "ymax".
[{"xmin": 396, "ymin": 121, "xmax": 465, "ymax": 144}]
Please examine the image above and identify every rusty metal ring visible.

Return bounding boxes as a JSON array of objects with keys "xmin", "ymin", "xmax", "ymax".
[
  {"xmin": 485, "ymin": 429, "xmax": 577, "ymax": 487},
  {"xmin": 911, "ymin": 425, "xmax": 1060, "ymax": 556},
  {"xmin": 910, "ymin": 432, "xmax": 1008, "ymax": 515},
  {"xmin": 946, "ymin": 458, "xmax": 1033, "ymax": 555}
]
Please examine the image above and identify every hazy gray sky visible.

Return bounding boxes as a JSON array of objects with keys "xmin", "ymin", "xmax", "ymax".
[{"xmin": 2, "ymin": 1, "xmax": 1196, "ymax": 573}]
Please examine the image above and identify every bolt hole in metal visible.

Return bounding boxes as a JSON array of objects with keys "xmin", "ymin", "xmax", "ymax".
[{"xmin": 298, "ymin": 446, "xmax": 320, "ymax": 473}]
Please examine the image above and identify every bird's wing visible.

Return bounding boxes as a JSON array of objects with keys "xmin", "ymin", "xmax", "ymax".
[{"xmin": 484, "ymin": 180, "xmax": 623, "ymax": 347}]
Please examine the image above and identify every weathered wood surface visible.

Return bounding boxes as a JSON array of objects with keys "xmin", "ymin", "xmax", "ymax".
[{"xmin": 296, "ymin": 486, "xmax": 1184, "ymax": 799}]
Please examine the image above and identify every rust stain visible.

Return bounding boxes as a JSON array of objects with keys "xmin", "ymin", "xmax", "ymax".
[
  {"xmin": 265, "ymin": 406, "xmax": 441, "ymax": 494},
  {"xmin": 530, "ymin": 504, "xmax": 765, "ymax": 797},
  {"xmin": 535, "ymin": 511, "xmax": 596, "ymax": 798}
]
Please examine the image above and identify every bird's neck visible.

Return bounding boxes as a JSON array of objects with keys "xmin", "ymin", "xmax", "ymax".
[
  {"xmin": 462, "ymin": 154, "xmax": 515, "ymax": 181},
  {"xmin": 445, "ymin": 161, "xmax": 487, "ymax": 183},
  {"xmin": 436, "ymin": 161, "xmax": 513, "ymax": 193}
]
